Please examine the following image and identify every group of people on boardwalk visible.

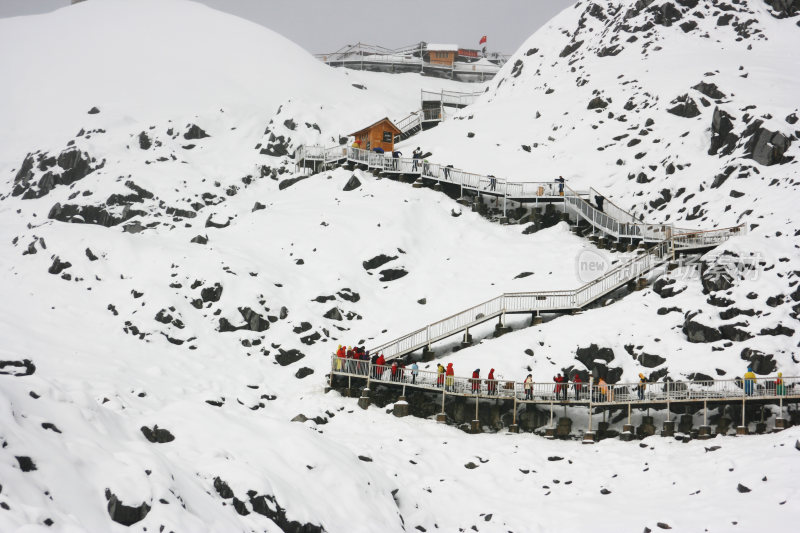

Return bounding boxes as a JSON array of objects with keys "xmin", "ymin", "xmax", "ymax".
[{"xmin": 335, "ymin": 348, "xmax": 790, "ymax": 400}]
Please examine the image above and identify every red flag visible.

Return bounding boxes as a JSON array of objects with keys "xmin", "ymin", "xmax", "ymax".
[{"xmin": 479, "ymin": 35, "xmax": 487, "ymax": 45}]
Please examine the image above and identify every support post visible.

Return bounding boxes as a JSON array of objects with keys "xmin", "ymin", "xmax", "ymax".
[
  {"xmin": 509, "ymin": 395, "xmax": 519, "ymax": 433},
  {"xmin": 775, "ymin": 397, "xmax": 787, "ymax": 430},
  {"xmin": 471, "ymin": 395, "xmax": 481, "ymax": 434},
  {"xmin": 545, "ymin": 401, "xmax": 555, "ymax": 439},
  {"xmin": 621, "ymin": 402, "xmax": 635, "ymax": 441},
  {"xmin": 737, "ymin": 396, "xmax": 748, "ymax": 435},
  {"xmin": 584, "ymin": 377, "xmax": 595, "ymax": 443},
  {"xmin": 698, "ymin": 400, "xmax": 711, "ymax": 439},
  {"xmin": 436, "ymin": 389, "xmax": 447, "ymax": 423}
]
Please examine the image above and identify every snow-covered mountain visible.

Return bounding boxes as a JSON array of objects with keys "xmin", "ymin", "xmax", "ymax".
[{"xmin": 1, "ymin": 0, "xmax": 799, "ymax": 531}]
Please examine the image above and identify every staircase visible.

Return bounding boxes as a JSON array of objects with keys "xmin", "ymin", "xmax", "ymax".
[{"xmin": 293, "ymin": 143, "xmax": 745, "ymax": 361}]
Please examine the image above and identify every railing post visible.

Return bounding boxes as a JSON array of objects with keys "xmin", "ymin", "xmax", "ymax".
[{"xmin": 584, "ymin": 377, "xmax": 595, "ymax": 443}]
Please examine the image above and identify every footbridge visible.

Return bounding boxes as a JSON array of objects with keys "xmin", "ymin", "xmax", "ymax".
[{"xmin": 329, "ymin": 358, "xmax": 797, "ymax": 440}]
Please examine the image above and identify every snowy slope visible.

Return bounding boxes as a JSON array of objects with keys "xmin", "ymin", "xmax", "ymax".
[{"xmin": 1, "ymin": 0, "xmax": 800, "ymax": 531}]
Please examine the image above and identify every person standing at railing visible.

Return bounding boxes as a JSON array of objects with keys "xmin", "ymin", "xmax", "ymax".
[
  {"xmin": 488, "ymin": 174, "xmax": 497, "ymax": 192},
  {"xmin": 446, "ymin": 363, "xmax": 455, "ymax": 392},
  {"xmin": 392, "ymin": 149, "xmax": 402, "ymax": 170},
  {"xmin": 553, "ymin": 373, "xmax": 567, "ymax": 401},
  {"xmin": 376, "ymin": 353, "xmax": 386, "ymax": 379},
  {"xmin": 486, "ymin": 368, "xmax": 497, "ymax": 395},
  {"xmin": 524, "ymin": 374, "xmax": 533, "ymax": 400},
  {"xmin": 391, "ymin": 361, "xmax": 398, "ymax": 382},
  {"xmin": 637, "ymin": 373, "xmax": 647, "ymax": 400},
  {"xmin": 555, "ymin": 176, "xmax": 565, "ymax": 196},
  {"xmin": 443, "ymin": 164, "xmax": 453, "ymax": 180},
  {"xmin": 411, "ymin": 362, "xmax": 419, "ymax": 384},
  {"xmin": 776, "ymin": 372, "xmax": 786, "ymax": 396},
  {"xmin": 412, "ymin": 147, "xmax": 422, "ymax": 171},
  {"xmin": 335, "ymin": 345, "xmax": 345, "ymax": 371},
  {"xmin": 437, "ymin": 363, "xmax": 445, "ymax": 388},
  {"xmin": 471, "ymin": 369, "xmax": 481, "ymax": 393},
  {"xmin": 573, "ymin": 374, "xmax": 583, "ymax": 400},
  {"xmin": 594, "ymin": 194, "xmax": 604, "ymax": 213},
  {"xmin": 744, "ymin": 367, "xmax": 757, "ymax": 396},
  {"xmin": 596, "ymin": 377, "xmax": 608, "ymax": 402}
]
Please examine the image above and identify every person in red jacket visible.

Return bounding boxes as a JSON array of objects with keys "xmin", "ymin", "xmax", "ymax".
[
  {"xmin": 376, "ymin": 354, "xmax": 386, "ymax": 378},
  {"xmin": 445, "ymin": 363, "xmax": 455, "ymax": 392},
  {"xmin": 471, "ymin": 369, "xmax": 481, "ymax": 393},
  {"xmin": 573, "ymin": 373, "xmax": 583, "ymax": 400},
  {"xmin": 486, "ymin": 368, "xmax": 496, "ymax": 395},
  {"xmin": 554, "ymin": 373, "xmax": 566, "ymax": 401},
  {"xmin": 391, "ymin": 361, "xmax": 398, "ymax": 382}
]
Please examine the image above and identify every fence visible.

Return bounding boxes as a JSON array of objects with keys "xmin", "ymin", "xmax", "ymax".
[{"xmin": 330, "ymin": 356, "xmax": 800, "ymax": 405}]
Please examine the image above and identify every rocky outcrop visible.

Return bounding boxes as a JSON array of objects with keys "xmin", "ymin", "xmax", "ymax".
[
  {"xmin": 708, "ymin": 107, "xmax": 738, "ymax": 156},
  {"xmin": 740, "ymin": 348, "xmax": 776, "ymax": 374},
  {"xmin": 140, "ymin": 425, "xmax": 175, "ymax": 443},
  {"xmin": 343, "ymin": 175, "xmax": 361, "ymax": 191},
  {"xmin": 743, "ymin": 121, "xmax": 792, "ymax": 165},
  {"xmin": 105, "ymin": 489, "xmax": 151, "ymax": 526},
  {"xmin": 13, "ymin": 148, "xmax": 103, "ymax": 199},
  {"xmin": 666, "ymin": 94, "xmax": 700, "ymax": 118}
]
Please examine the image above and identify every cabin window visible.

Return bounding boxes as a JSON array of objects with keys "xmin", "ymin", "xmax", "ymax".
[{"xmin": 382, "ymin": 131, "xmax": 392, "ymax": 143}]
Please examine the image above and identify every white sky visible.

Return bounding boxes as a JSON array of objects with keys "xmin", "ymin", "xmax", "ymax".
[{"xmin": 0, "ymin": 0, "xmax": 576, "ymax": 54}]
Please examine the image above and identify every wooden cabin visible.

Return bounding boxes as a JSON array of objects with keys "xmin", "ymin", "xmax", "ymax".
[
  {"xmin": 350, "ymin": 117, "xmax": 401, "ymax": 153},
  {"xmin": 426, "ymin": 43, "xmax": 458, "ymax": 66}
]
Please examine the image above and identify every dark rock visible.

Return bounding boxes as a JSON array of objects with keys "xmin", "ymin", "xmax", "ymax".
[
  {"xmin": 190, "ymin": 234, "xmax": 208, "ymax": 244},
  {"xmin": 743, "ymin": 121, "xmax": 792, "ymax": 165},
  {"xmin": 323, "ymin": 307, "xmax": 343, "ymax": 321},
  {"xmin": 638, "ymin": 352, "xmax": 667, "ymax": 368},
  {"xmin": 248, "ymin": 491, "xmax": 323, "ymax": 533},
  {"xmin": 362, "ymin": 254, "xmax": 398, "ymax": 270},
  {"xmin": 0, "ymin": 358, "xmax": 36, "ymax": 377},
  {"xmin": 41, "ymin": 422, "xmax": 61, "ymax": 433},
  {"xmin": 106, "ymin": 489, "xmax": 150, "ymax": 526},
  {"xmin": 283, "ymin": 119, "xmax": 296, "ymax": 131},
  {"xmin": 693, "ymin": 82, "xmax": 725, "ymax": 100},
  {"xmin": 88, "ymin": 107, "xmax": 100, "ymax": 114},
  {"xmin": 14, "ymin": 148, "xmax": 100, "ymax": 199},
  {"xmin": 337, "ymin": 288, "xmax": 360, "ymax": 302},
  {"xmin": 547, "ymin": 456, "xmax": 563, "ymax": 461},
  {"xmin": 587, "ymin": 96, "xmax": 609, "ymax": 110},
  {"xmin": 600, "ymin": 488, "xmax": 612, "ymax": 495},
  {"xmin": 763, "ymin": 0, "xmax": 800, "ymax": 19},
  {"xmin": 214, "ymin": 477, "xmax": 234, "ymax": 499},
  {"xmin": 667, "ymin": 94, "xmax": 701, "ymax": 118},
  {"xmin": 295, "ymin": 367, "xmax": 313, "ymax": 379},
  {"xmin": 687, "ymin": 372, "xmax": 714, "ymax": 382},
  {"xmin": 239, "ymin": 307, "xmax": 270, "ymax": 332},
  {"xmin": 48, "ymin": 257, "xmax": 71, "ymax": 275},
  {"xmin": 653, "ymin": 278, "xmax": 683, "ymax": 298},
  {"xmin": 252, "ymin": 202, "xmax": 266, "ymax": 212},
  {"xmin": 183, "ymin": 124, "xmax": 210, "ymax": 140},
  {"xmin": 278, "ymin": 175, "xmax": 309, "ymax": 190},
  {"xmin": 514, "ymin": 272, "xmax": 533, "ymax": 279},
  {"xmin": 737, "ymin": 483, "xmax": 751, "ymax": 493},
  {"xmin": 576, "ymin": 344, "xmax": 614, "ymax": 367},
  {"xmin": 16, "ymin": 456, "xmax": 37, "ymax": 472},
  {"xmin": 379, "ymin": 268, "xmax": 408, "ymax": 282},
  {"xmin": 275, "ymin": 349, "xmax": 305, "ymax": 366},
  {"xmin": 719, "ymin": 323, "xmax": 752, "ymax": 342},
  {"xmin": 49, "ymin": 202, "xmax": 145, "ymax": 227},
  {"xmin": 740, "ymin": 348, "xmax": 776, "ymax": 374},
  {"xmin": 85, "ymin": 248, "xmax": 98, "ymax": 261},
  {"xmin": 684, "ymin": 319, "xmax": 723, "ymax": 343},
  {"xmin": 464, "ymin": 462, "xmax": 478, "ymax": 469},
  {"xmin": 138, "ymin": 132, "xmax": 151, "ymax": 150},
  {"xmin": 205, "ymin": 215, "xmax": 230, "ymax": 229},
  {"xmin": 709, "ymin": 108, "xmax": 738, "ymax": 156},
  {"xmin": 343, "ymin": 175, "xmax": 361, "ymax": 191},
  {"xmin": 559, "ymin": 40, "xmax": 584, "ymax": 57},
  {"xmin": 140, "ymin": 425, "xmax": 175, "ymax": 443},
  {"xmin": 201, "ymin": 283, "xmax": 223, "ymax": 303}
]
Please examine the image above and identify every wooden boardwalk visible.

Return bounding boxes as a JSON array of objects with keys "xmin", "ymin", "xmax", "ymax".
[{"xmin": 330, "ymin": 359, "xmax": 797, "ymax": 439}]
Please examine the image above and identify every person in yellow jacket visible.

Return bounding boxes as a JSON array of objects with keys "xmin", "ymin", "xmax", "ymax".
[
  {"xmin": 637, "ymin": 373, "xmax": 647, "ymax": 400},
  {"xmin": 776, "ymin": 372, "xmax": 786, "ymax": 396},
  {"xmin": 743, "ymin": 367, "xmax": 757, "ymax": 396},
  {"xmin": 597, "ymin": 377, "xmax": 608, "ymax": 402}
]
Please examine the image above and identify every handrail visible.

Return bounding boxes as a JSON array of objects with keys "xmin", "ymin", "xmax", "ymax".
[
  {"xmin": 368, "ymin": 242, "xmax": 669, "ymax": 359},
  {"xmin": 331, "ymin": 356, "xmax": 799, "ymax": 404}
]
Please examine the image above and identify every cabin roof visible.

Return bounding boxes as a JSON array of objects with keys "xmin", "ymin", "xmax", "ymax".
[
  {"xmin": 427, "ymin": 43, "xmax": 459, "ymax": 52},
  {"xmin": 349, "ymin": 117, "xmax": 401, "ymax": 136}
]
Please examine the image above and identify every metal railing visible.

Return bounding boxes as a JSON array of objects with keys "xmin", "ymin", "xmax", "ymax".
[
  {"xmin": 331, "ymin": 357, "xmax": 800, "ymax": 405},
  {"xmin": 368, "ymin": 242, "xmax": 669, "ymax": 359}
]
